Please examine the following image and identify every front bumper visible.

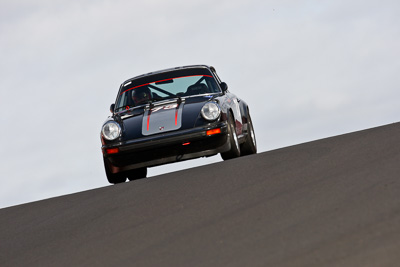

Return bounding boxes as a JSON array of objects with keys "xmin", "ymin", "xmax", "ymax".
[{"xmin": 102, "ymin": 122, "xmax": 229, "ymax": 172}]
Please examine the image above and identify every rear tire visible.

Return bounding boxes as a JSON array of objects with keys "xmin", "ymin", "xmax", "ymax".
[
  {"xmin": 240, "ymin": 110, "xmax": 257, "ymax": 156},
  {"xmin": 127, "ymin": 167, "xmax": 147, "ymax": 181},
  {"xmin": 104, "ymin": 158, "xmax": 126, "ymax": 184},
  {"xmin": 221, "ymin": 112, "xmax": 241, "ymax": 160}
]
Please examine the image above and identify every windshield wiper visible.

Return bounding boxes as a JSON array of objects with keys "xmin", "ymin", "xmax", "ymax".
[{"xmin": 115, "ymin": 105, "xmax": 130, "ymax": 112}]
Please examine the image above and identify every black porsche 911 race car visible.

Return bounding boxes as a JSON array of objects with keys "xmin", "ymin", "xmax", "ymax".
[{"xmin": 101, "ymin": 65, "xmax": 256, "ymax": 184}]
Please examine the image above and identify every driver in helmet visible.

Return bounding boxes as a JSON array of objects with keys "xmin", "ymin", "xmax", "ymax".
[{"xmin": 132, "ymin": 86, "xmax": 151, "ymax": 105}]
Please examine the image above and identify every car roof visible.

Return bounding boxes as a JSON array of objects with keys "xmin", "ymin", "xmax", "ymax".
[{"xmin": 122, "ymin": 65, "xmax": 215, "ymax": 85}]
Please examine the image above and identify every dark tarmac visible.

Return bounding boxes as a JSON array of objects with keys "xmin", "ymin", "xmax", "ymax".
[{"xmin": 1, "ymin": 122, "xmax": 400, "ymax": 266}]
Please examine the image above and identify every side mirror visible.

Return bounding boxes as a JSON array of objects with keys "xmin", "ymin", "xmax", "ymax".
[
  {"xmin": 110, "ymin": 104, "xmax": 115, "ymax": 113},
  {"xmin": 220, "ymin": 82, "xmax": 228, "ymax": 92}
]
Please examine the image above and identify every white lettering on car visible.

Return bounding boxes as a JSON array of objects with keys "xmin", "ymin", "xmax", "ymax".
[{"xmin": 151, "ymin": 104, "xmax": 178, "ymax": 113}]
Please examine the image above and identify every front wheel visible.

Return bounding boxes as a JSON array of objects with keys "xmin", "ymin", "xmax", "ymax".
[
  {"xmin": 240, "ymin": 110, "xmax": 257, "ymax": 156},
  {"xmin": 221, "ymin": 112, "xmax": 241, "ymax": 160},
  {"xmin": 104, "ymin": 158, "xmax": 126, "ymax": 184},
  {"xmin": 127, "ymin": 167, "xmax": 147, "ymax": 181}
]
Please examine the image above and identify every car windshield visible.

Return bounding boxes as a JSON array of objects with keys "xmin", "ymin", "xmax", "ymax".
[{"xmin": 115, "ymin": 68, "xmax": 220, "ymax": 112}]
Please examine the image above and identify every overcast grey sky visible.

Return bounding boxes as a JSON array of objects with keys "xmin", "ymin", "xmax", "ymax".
[{"xmin": 1, "ymin": 0, "xmax": 399, "ymax": 208}]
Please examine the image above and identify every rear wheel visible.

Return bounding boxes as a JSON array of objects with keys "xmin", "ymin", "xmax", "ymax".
[
  {"xmin": 127, "ymin": 167, "xmax": 147, "ymax": 181},
  {"xmin": 240, "ymin": 110, "xmax": 257, "ymax": 156},
  {"xmin": 221, "ymin": 112, "xmax": 241, "ymax": 160},
  {"xmin": 104, "ymin": 158, "xmax": 126, "ymax": 184}
]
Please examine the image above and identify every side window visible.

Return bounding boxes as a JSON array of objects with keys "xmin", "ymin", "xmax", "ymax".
[
  {"xmin": 116, "ymin": 93, "xmax": 128, "ymax": 109},
  {"xmin": 211, "ymin": 67, "xmax": 222, "ymax": 84},
  {"xmin": 205, "ymin": 77, "xmax": 220, "ymax": 93}
]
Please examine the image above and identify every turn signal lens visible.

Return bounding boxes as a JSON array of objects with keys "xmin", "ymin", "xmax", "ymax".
[
  {"xmin": 106, "ymin": 148, "xmax": 119, "ymax": 154},
  {"xmin": 206, "ymin": 128, "xmax": 221, "ymax": 136}
]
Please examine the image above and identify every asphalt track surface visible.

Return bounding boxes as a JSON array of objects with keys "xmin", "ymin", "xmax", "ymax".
[{"xmin": 1, "ymin": 122, "xmax": 400, "ymax": 266}]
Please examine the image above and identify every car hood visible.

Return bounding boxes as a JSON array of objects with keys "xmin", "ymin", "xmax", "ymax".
[{"xmin": 118, "ymin": 95, "xmax": 216, "ymax": 140}]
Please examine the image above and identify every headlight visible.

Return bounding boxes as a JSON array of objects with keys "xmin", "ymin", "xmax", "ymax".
[
  {"xmin": 201, "ymin": 102, "xmax": 221, "ymax": 121},
  {"xmin": 102, "ymin": 121, "xmax": 121, "ymax": 141}
]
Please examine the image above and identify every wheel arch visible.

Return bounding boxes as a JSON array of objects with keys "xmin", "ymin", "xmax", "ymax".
[{"xmin": 239, "ymin": 100, "xmax": 250, "ymax": 124}]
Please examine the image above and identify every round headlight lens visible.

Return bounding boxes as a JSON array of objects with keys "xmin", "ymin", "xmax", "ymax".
[
  {"xmin": 201, "ymin": 102, "xmax": 221, "ymax": 121},
  {"xmin": 102, "ymin": 121, "xmax": 121, "ymax": 141}
]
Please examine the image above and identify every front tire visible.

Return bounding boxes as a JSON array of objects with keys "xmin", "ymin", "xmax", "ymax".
[
  {"xmin": 127, "ymin": 167, "xmax": 147, "ymax": 181},
  {"xmin": 221, "ymin": 112, "xmax": 241, "ymax": 160},
  {"xmin": 240, "ymin": 110, "xmax": 257, "ymax": 156},
  {"xmin": 104, "ymin": 158, "xmax": 126, "ymax": 184}
]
